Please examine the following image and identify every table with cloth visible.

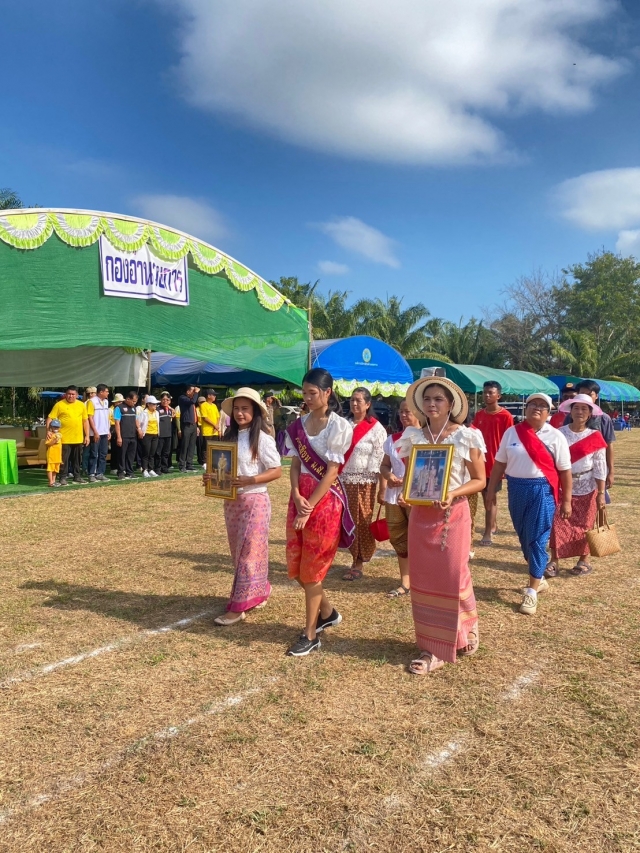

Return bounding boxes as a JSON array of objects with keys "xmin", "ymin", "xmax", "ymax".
[{"xmin": 0, "ymin": 439, "xmax": 19, "ymax": 484}]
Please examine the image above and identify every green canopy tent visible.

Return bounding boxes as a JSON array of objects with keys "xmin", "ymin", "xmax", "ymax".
[
  {"xmin": 0, "ymin": 209, "xmax": 309, "ymax": 386},
  {"xmin": 408, "ymin": 358, "xmax": 559, "ymax": 413}
]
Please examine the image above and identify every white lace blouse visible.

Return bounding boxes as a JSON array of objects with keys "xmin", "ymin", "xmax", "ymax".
[
  {"xmin": 341, "ymin": 420, "xmax": 387, "ymax": 484},
  {"xmin": 395, "ymin": 425, "xmax": 487, "ymax": 491},
  {"xmin": 236, "ymin": 429, "xmax": 282, "ymax": 494},
  {"xmin": 559, "ymin": 426, "xmax": 607, "ymax": 496},
  {"xmin": 284, "ymin": 412, "xmax": 353, "ymax": 475}
]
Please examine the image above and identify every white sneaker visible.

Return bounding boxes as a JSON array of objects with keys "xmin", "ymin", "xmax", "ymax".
[
  {"xmin": 149, "ymin": 470, "xmax": 159, "ymax": 477},
  {"xmin": 521, "ymin": 577, "xmax": 549, "ymax": 595},
  {"xmin": 143, "ymin": 470, "xmax": 151, "ymax": 478},
  {"xmin": 519, "ymin": 590, "xmax": 538, "ymax": 615}
]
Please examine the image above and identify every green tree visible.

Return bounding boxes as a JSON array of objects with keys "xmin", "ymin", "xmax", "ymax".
[
  {"xmin": 352, "ymin": 296, "xmax": 432, "ymax": 357},
  {"xmin": 554, "ymin": 251, "xmax": 640, "ymax": 350},
  {"xmin": 421, "ymin": 317, "xmax": 501, "ymax": 365},
  {"xmin": 550, "ymin": 328, "xmax": 635, "ymax": 380}
]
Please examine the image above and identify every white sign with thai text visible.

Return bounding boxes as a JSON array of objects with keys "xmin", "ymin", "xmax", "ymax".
[{"xmin": 99, "ymin": 235, "xmax": 189, "ymax": 306}]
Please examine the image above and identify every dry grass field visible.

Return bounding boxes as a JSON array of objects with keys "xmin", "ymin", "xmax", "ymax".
[{"xmin": 0, "ymin": 433, "xmax": 638, "ymax": 852}]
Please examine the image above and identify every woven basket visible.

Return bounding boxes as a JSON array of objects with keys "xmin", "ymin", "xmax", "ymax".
[{"xmin": 585, "ymin": 508, "xmax": 620, "ymax": 558}]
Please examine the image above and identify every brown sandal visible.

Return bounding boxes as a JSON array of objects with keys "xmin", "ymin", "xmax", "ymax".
[
  {"xmin": 387, "ymin": 585, "xmax": 410, "ymax": 598},
  {"xmin": 544, "ymin": 561, "xmax": 559, "ymax": 578},
  {"xmin": 569, "ymin": 560, "xmax": 593, "ymax": 577},
  {"xmin": 342, "ymin": 568, "xmax": 363, "ymax": 581},
  {"xmin": 457, "ymin": 630, "xmax": 479, "ymax": 657},
  {"xmin": 409, "ymin": 652, "xmax": 445, "ymax": 675}
]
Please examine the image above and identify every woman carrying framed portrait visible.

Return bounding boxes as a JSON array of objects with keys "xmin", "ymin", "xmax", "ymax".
[{"xmin": 395, "ymin": 377, "xmax": 486, "ymax": 676}]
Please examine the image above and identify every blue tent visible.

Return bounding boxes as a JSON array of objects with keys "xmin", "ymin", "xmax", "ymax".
[
  {"xmin": 311, "ymin": 337, "xmax": 413, "ymax": 396},
  {"xmin": 152, "ymin": 336, "xmax": 413, "ymax": 396},
  {"xmin": 548, "ymin": 375, "xmax": 640, "ymax": 403}
]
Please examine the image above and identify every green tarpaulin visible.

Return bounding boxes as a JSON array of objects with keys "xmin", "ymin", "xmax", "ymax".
[
  {"xmin": 408, "ymin": 359, "xmax": 559, "ymax": 396},
  {"xmin": 0, "ymin": 209, "xmax": 309, "ymax": 385}
]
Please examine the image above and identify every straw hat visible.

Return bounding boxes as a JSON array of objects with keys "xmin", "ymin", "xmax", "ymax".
[
  {"xmin": 406, "ymin": 376, "xmax": 468, "ymax": 425},
  {"xmin": 558, "ymin": 392, "xmax": 603, "ymax": 417},
  {"xmin": 111, "ymin": 393, "xmax": 125, "ymax": 404},
  {"xmin": 221, "ymin": 387, "xmax": 268, "ymax": 418}
]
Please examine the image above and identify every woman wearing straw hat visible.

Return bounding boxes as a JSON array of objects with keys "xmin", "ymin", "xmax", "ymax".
[
  {"xmin": 547, "ymin": 394, "xmax": 607, "ymax": 577},
  {"xmin": 395, "ymin": 377, "xmax": 486, "ymax": 675},
  {"xmin": 486, "ymin": 393, "xmax": 572, "ymax": 616},
  {"xmin": 204, "ymin": 387, "xmax": 282, "ymax": 626}
]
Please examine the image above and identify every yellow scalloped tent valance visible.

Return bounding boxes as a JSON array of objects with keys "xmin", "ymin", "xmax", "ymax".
[{"xmin": 0, "ymin": 209, "xmax": 288, "ymax": 312}]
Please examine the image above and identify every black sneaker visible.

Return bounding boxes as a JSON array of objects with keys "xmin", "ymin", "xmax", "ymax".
[
  {"xmin": 75, "ymin": 477, "xmax": 87, "ymax": 484},
  {"xmin": 88, "ymin": 475, "xmax": 97, "ymax": 483},
  {"xmin": 287, "ymin": 633, "xmax": 321, "ymax": 657},
  {"xmin": 118, "ymin": 473, "xmax": 126, "ymax": 480},
  {"xmin": 59, "ymin": 478, "xmax": 68, "ymax": 486},
  {"xmin": 316, "ymin": 608, "xmax": 342, "ymax": 634}
]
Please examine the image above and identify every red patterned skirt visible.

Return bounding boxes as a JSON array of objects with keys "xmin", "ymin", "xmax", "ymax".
[
  {"xmin": 550, "ymin": 490, "xmax": 598, "ymax": 559},
  {"xmin": 408, "ymin": 498, "xmax": 478, "ymax": 664},
  {"xmin": 286, "ymin": 473, "xmax": 343, "ymax": 584}
]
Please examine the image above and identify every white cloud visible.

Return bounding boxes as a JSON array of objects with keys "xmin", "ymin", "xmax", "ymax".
[
  {"xmin": 318, "ymin": 260, "xmax": 349, "ymax": 275},
  {"xmin": 317, "ymin": 217, "xmax": 400, "ymax": 268},
  {"xmin": 164, "ymin": 0, "xmax": 623, "ymax": 165},
  {"xmin": 555, "ymin": 168, "xmax": 640, "ymax": 230},
  {"xmin": 131, "ymin": 194, "xmax": 229, "ymax": 244},
  {"xmin": 616, "ymin": 229, "xmax": 640, "ymax": 255}
]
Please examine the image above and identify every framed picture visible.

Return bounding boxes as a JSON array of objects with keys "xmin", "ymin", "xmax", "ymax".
[
  {"xmin": 205, "ymin": 441, "xmax": 237, "ymax": 500},
  {"xmin": 403, "ymin": 444, "xmax": 454, "ymax": 506}
]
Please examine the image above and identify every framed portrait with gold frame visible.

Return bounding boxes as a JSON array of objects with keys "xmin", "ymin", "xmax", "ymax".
[
  {"xmin": 403, "ymin": 444, "xmax": 454, "ymax": 506},
  {"xmin": 205, "ymin": 441, "xmax": 238, "ymax": 500}
]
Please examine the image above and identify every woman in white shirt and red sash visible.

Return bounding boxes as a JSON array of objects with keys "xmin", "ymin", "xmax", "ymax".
[
  {"xmin": 547, "ymin": 394, "xmax": 607, "ymax": 577},
  {"xmin": 486, "ymin": 393, "xmax": 572, "ymax": 616},
  {"xmin": 341, "ymin": 387, "xmax": 388, "ymax": 581}
]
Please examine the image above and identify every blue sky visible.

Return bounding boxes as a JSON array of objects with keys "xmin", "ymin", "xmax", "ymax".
[{"xmin": 3, "ymin": 0, "xmax": 640, "ymax": 321}]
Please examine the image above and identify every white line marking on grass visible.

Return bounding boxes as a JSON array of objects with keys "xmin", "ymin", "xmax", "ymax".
[
  {"xmin": 13, "ymin": 643, "xmax": 43, "ymax": 653},
  {"xmin": 423, "ymin": 738, "xmax": 466, "ymax": 770},
  {"xmin": 0, "ymin": 679, "xmax": 275, "ymax": 825},
  {"xmin": 501, "ymin": 668, "xmax": 541, "ymax": 702},
  {"xmin": 0, "ymin": 609, "xmax": 215, "ymax": 689}
]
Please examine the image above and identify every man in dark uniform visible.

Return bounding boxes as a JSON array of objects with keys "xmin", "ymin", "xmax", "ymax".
[
  {"xmin": 114, "ymin": 390, "xmax": 139, "ymax": 479},
  {"xmin": 177, "ymin": 385, "xmax": 200, "ymax": 472},
  {"xmin": 156, "ymin": 392, "xmax": 174, "ymax": 474}
]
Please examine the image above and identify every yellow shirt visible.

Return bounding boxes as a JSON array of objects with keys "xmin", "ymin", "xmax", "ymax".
[
  {"xmin": 145, "ymin": 414, "xmax": 159, "ymax": 435},
  {"xmin": 45, "ymin": 432, "xmax": 63, "ymax": 465},
  {"xmin": 199, "ymin": 402, "xmax": 220, "ymax": 437},
  {"xmin": 49, "ymin": 399, "xmax": 88, "ymax": 444}
]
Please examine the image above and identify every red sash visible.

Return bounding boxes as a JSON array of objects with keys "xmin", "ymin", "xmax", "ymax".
[
  {"xmin": 568, "ymin": 431, "xmax": 607, "ymax": 464},
  {"xmin": 514, "ymin": 421, "xmax": 560, "ymax": 503},
  {"xmin": 342, "ymin": 418, "xmax": 378, "ymax": 469}
]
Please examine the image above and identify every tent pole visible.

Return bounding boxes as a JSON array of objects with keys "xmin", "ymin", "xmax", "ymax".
[
  {"xmin": 308, "ymin": 301, "xmax": 313, "ymax": 370},
  {"xmin": 146, "ymin": 350, "xmax": 152, "ymax": 392}
]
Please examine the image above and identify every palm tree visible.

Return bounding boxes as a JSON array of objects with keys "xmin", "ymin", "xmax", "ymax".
[
  {"xmin": 352, "ymin": 296, "xmax": 432, "ymax": 357},
  {"xmin": 311, "ymin": 290, "xmax": 357, "ymax": 339},
  {"xmin": 550, "ymin": 329, "xmax": 635, "ymax": 379}
]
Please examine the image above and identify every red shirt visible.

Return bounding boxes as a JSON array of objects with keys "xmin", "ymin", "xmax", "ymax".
[
  {"xmin": 549, "ymin": 411, "xmax": 565, "ymax": 429},
  {"xmin": 471, "ymin": 407, "xmax": 514, "ymax": 478}
]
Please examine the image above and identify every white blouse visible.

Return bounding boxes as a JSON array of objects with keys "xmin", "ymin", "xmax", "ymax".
[
  {"xmin": 395, "ymin": 425, "xmax": 487, "ymax": 491},
  {"xmin": 236, "ymin": 429, "xmax": 282, "ymax": 494},
  {"xmin": 382, "ymin": 433, "xmax": 405, "ymax": 505},
  {"xmin": 494, "ymin": 424, "xmax": 571, "ymax": 479},
  {"xmin": 341, "ymin": 420, "xmax": 387, "ymax": 484},
  {"xmin": 559, "ymin": 426, "xmax": 607, "ymax": 496},
  {"xmin": 284, "ymin": 411, "xmax": 353, "ymax": 475}
]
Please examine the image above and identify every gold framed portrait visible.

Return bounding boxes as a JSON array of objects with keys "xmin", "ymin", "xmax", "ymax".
[
  {"xmin": 205, "ymin": 441, "xmax": 237, "ymax": 500},
  {"xmin": 403, "ymin": 444, "xmax": 454, "ymax": 506}
]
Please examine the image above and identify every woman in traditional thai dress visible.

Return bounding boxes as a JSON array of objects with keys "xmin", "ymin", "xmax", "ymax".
[
  {"xmin": 203, "ymin": 388, "xmax": 282, "ymax": 626},
  {"xmin": 341, "ymin": 387, "xmax": 388, "ymax": 581},
  {"xmin": 486, "ymin": 393, "xmax": 572, "ymax": 617},
  {"xmin": 396, "ymin": 378, "xmax": 486, "ymax": 675},
  {"xmin": 285, "ymin": 368, "xmax": 354, "ymax": 656},
  {"xmin": 547, "ymin": 394, "xmax": 607, "ymax": 577},
  {"xmin": 380, "ymin": 399, "xmax": 422, "ymax": 597}
]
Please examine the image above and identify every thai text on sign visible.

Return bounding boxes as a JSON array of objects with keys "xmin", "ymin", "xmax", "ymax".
[{"xmin": 99, "ymin": 235, "xmax": 189, "ymax": 306}]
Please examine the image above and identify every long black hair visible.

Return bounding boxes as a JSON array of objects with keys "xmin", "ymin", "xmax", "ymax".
[
  {"xmin": 351, "ymin": 386, "xmax": 374, "ymax": 422},
  {"xmin": 223, "ymin": 397, "xmax": 269, "ymax": 460},
  {"xmin": 302, "ymin": 368, "xmax": 341, "ymax": 414}
]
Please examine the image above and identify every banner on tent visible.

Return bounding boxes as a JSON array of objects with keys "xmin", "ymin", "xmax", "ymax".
[{"xmin": 99, "ymin": 235, "xmax": 189, "ymax": 306}]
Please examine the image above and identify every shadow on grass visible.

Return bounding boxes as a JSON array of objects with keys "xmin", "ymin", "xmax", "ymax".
[{"xmin": 18, "ymin": 579, "xmax": 418, "ymax": 661}]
